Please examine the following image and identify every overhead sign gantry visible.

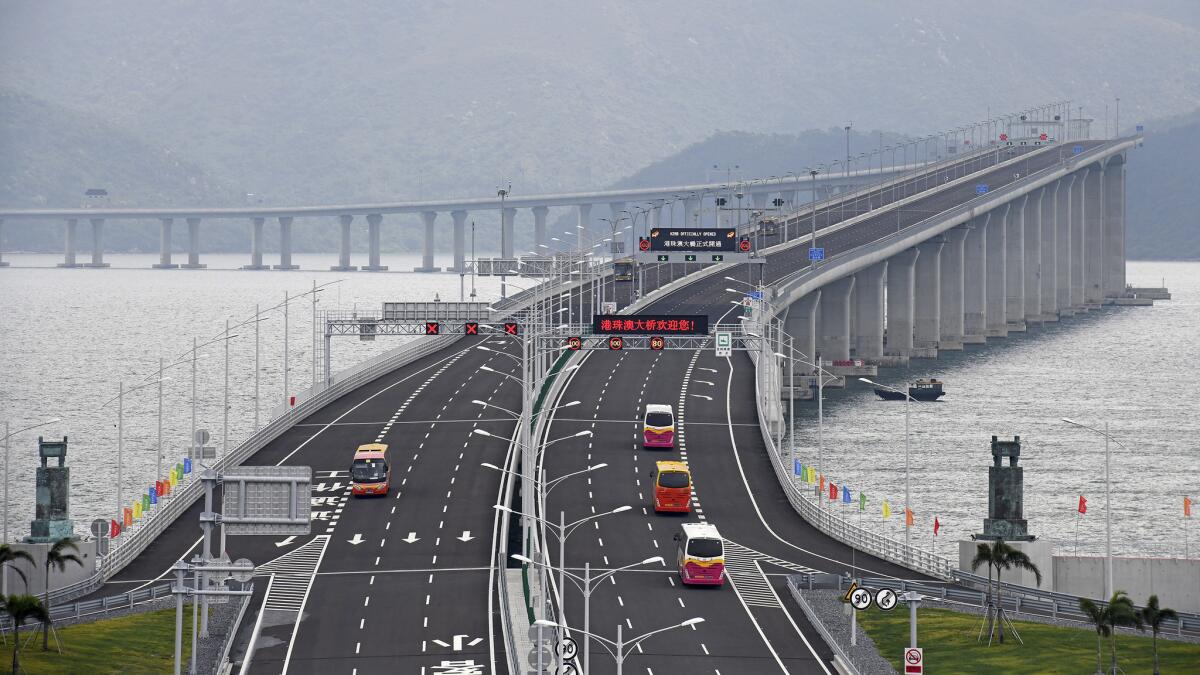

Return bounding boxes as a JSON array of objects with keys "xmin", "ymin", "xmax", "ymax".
[{"xmin": 635, "ymin": 227, "xmax": 754, "ymax": 264}]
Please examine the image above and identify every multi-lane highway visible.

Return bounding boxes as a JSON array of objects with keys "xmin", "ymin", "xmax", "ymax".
[{"xmin": 81, "ymin": 140, "xmax": 1087, "ymax": 673}]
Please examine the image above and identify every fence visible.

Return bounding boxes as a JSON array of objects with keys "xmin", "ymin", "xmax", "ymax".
[
  {"xmin": 792, "ymin": 572, "xmax": 1200, "ymax": 638},
  {"xmin": 0, "ymin": 582, "xmax": 173, "ymax": 632}
]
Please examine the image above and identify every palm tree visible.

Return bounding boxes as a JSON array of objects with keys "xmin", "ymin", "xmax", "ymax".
[
  {"xmin": 1138, "ymin": 594, "xmax": 1176, "ymax": 675},
  {"xmin": 3, "ymin": 594, "xmax": 50, "ymax": 674},
  {"xmin": 970, "ymin": 542, "xmax": 999, "ymax": 641},
  {"xmin": 40, "ymin": 538, "xmax": 82, "ymax": 650},
  {"xmin": 971, "ymin": 540, "xmax": 1042, "ymax": 644},
  {"xmin": 1079, "ymin": 597, "xmax": 1110, "ymax": 674},
  {"xmin": 0, "ymin": 544, "xmax": 35, "ymax": 592},
  {"xmin": 1101, "ymin": 590, "xmax": 1142, "ymax": 674}
]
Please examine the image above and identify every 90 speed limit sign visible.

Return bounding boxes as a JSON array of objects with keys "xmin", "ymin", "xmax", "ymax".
[{"xmin": 848, "ymin": 586, "xmax": 873, "ymax": 610}]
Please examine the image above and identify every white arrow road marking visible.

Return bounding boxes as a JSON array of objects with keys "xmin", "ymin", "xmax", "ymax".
[
  {"xmin": 699, "ymin": 367, "xmax": 719, "ymax": 373},
  {"xmin": 402, "ymin": 532, "xmax": 420, "ymax": 543},
  {"xmin": 690, "ymin": 394, "xmax": 713, "ymax": 401},
  {"xmin": 456, "ymin": 531, "xmax": 475, "ymax": 542},
  {"xmin": 274, "ymin": 536, "xmax": 297, "ymax": 548},
  {"xmin": 432, "ymin": 635, "xmax": 483, "ymax": 651},
  {"xmin": 347, "ymin": 533, "xmax": 365, "ymax": 545},
  {"xmin": 696, "ymin": 380, "xmax": 715, "ymax": 386}
]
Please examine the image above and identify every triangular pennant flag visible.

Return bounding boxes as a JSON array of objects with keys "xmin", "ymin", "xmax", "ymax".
[
  {"xmin": 882, "ymin": 500, "xmax": 891, "ymax": 519},
  {"xmin": 1185, "ymin": 496, "xmax": 1193, "ymax": 518},
  {"xmin": 110, "ymin": 519, "xmax": 121, "ymax": 538},
  {"xmin": 829, "ymin": 482, "xmax": 838, "ymax": 501},
  {"xmin": 934, "ymin": 517, "xmax": 941, "ymax": 537},
  {"xmin": 1078, "ymin": 495, "xmax": 1088, "ymax": 515},
  {"xmin": 842, "ymin": 485, "xmax": 852, "ymax": 504},
  {"xmin": 859, "ymin": 492, "xmax": 867, "ymax": 511},
  {"xmin": 133, "ymin": 501, "xmax": 143, "ymax": 519},
  {"xmin": 905, "ymin": 507, "xmax": 914, "ymax": 527}
]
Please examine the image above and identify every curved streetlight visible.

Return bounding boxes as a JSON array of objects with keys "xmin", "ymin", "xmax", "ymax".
[
  {"xmin": 1061, "ymin": 418, "xmax": 1124, "ymax": 599},
  {"xmin": 860, "ymin": 377, "xmax": 918, "ymax": 563},
  {"xmin": 516, "ymin": 553, "xmax": 662, "ymax": 673},
  {"xmin": 533, "ymin": 616, "xmax": 704, "ymax": 675}
]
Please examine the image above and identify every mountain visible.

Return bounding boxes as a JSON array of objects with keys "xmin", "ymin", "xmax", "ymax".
[
  {"xmin": 1125, "ymin": 109, "xmax": 1200, "ymax": 260},
  {"xmin": 2, "ymin": 0, "xmax": 1198, "ymax": 209}
]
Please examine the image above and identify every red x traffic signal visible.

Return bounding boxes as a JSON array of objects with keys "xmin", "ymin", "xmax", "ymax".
[
  {"xmin": 503, "ymin": 322, "xmax": 519, "ymax": 335},
  {"xmin": 638, "ymin": 238, "xmax": 651, "ymax": 252},
  {"xmin": 608, "ymin": 336, "xmax": 623, "ymax": 350},
  {"xmin": 425, "ymin": 322, "xmax": 440, "ymax": 335},
  {"xmin": 650, "ymin": 336, "xmax": 665, "ymax": 350},
  {"xmin": 567, "ymin": 336, "xmax": 582, "ymax": 351},
  {"xmin": 464, "ymin": 322, "xmax": 479, "ymax": 335}
]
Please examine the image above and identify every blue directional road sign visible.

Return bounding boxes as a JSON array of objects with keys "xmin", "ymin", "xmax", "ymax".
[
  {"xmin": 808, "ymin": 247, "xmax": 825, "ymax": 261},
  {"xmin": 1073, "ymin": 145, "xmax": 1083, "ymax": 155},
  {"xmin": 748, "ymin": 290, "xmax": 764, "ymax": 301},
  {"xmin": 975, "ymin": 184, "xmax": 988, "ymax": 195},
  {"xmin": 1136, "ymin": 124, "xmax": 1144, "ymax": 133}
]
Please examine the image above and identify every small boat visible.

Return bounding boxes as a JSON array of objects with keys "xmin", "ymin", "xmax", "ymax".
[{"xmin": 874, "ymin": 379, "xmax": 945, "ymax": 402}]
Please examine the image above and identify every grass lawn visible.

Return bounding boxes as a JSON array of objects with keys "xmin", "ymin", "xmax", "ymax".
[
  {"xmin": 857, "ymin": 605, "xmax": 1200, "ymax": 674},
  {"xmin": 2, "ymin": 607, "xmax": 193, "ymax": 674}
]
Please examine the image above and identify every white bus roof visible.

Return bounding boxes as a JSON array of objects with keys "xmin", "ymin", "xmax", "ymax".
[
  {"xmin": 646, "ymin": 404, "xmax": 673, "ymax": 414},
  {"xmin": 681, "ymin": 522, "xmax": 721, "ymax": 540}
]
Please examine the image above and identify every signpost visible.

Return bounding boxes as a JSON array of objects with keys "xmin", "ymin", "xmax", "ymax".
[
  {"xmin": 975, "ymin": 184, "xmax": 988, "ymax": 195},
  {"xmin": 635, "ymin": 227, "xmax": 754, "ymax": 263},
  {"xmin": 808, "ymin": 247, "xmax": 825, "ymax": 261},
  {"xmin": 1073, "ymin": 145, "xmax": 1084, "ymax": 155},
  {"xmin": 715, "ymin": 331, "xmax": 732, "ymax": 358},
  {"xmin": 221, "ymin": 465, "xmax": 312, "ymax": 536}
]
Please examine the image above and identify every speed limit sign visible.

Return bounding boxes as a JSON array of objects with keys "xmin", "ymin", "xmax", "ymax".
[
  {"xmin": 849, "ymin": 587, "xmax": 872, "ymax": 611},
  {"xmin": 555, "ymin": 636, "xmax": 578, "ymax": 659}
]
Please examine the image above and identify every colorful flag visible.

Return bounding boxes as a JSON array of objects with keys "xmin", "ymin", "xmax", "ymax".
[
  {"xmin": 1186, "ymin": 496, "xmax": 1193, "ymax": 518},
  {"xmin": 133, "ymin": 501, "xmax": 143, "ymax": 519},
  {"xmin": 141, "ymin": 494, "xmax": 150, "ymax": 512},
  {"xmin": 829, "ymin": 482, "xmax": 838, "ymax": 501},
  {"xmin": 110, "ymin": 519, "xmax": 121, "ymax": 538},
  {"xmin": 183, "ymin": 457, "xmax": 192, "ymax": 474},
  {"xmin": 820, "ymin": 475, "xmax": 826, "ymax": 494},
  {"xmin": 842, "ymin": 486, "xmax": 852, "ymax": 504},
  {"xmin": 905, "ymin": 508, "xmax": 914, "ymax": 527},
  {"xmin": 882, "ymin": 500, "xmax": 891, "ymax": 519},
  {"xmin": 859, "ymin": 492, "xmax": 867, "ymax": 511},
  {"xmin": 1078, "ymin": 495, "xmax": 1087, "ymax": 515},
  {"xmin": 156, "ymin": 480, "xmax": 164, "ymax": 496},
  {"xmin": 123, "ymin": 507, "xmax": 133, "ymax": 528},
  {"xmin": 934, "ymin": 517, "xmax": 941, "ymax": 537},
  {"xmin": 794, "ymin": 460, "xmax": 803, "ymax": 476}
]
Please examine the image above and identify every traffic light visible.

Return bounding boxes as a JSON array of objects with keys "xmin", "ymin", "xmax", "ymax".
[
  {"xmin": 464, "ymin": 322, "xmax": 479, "ymax": 335},
  {"xmin": 425, "ymin": 322, "xmax": 440, "ymax": 335},
  {"xmin": 504, "ymin": 322, "xmax": 519, "ymax": 335},
  {"xmin": 772, "ymin": 198, "xmax": 784, "ymax": 207},
  {"xmin": 716, "ymin": 197, "xmax": 727, "ymax": 206}
]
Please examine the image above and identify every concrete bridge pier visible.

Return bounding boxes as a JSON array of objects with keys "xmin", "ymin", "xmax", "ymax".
[
  {"xmin": 532, "ymin": 206, "xmax": 549, "ymax": 253},
  {"xmin": 683, "ymin": 196, "xmax": 700, "ymax": 228},
  {"xmin": 939, "ymin": 227, "xmax": 968, "ymax": 350},
  {"xmin": 243, "ymin": 217, "xmax": 269, "ymax": 270},
  {"xmin": 1070, "ymin": 169, "xmax": 1088, "ymax": 311},
  {"xmin": 331, "ymin": 215, "xmax": 357, "ymax": 271},
  {"xmin": 818, "ymin": 277, "xmax": 854, "ymax": 361},
  {"xmin": 0, "ymin": 219, "xmax": 7, "ymax": 266},
  {"xmin": 1103, "ymin": 159, "xmax": 1126, "ymax": 299},
  {"xmin": 962, "ymin": 214, "xmax": 989, "ymax": 343},
  {"xmin": 449, "ymin": 210, "xmax": 467, "ymax": 273},
  {"xmin": 884, "ymin": 247, "xmax": 919, "ymax": 357},
  {"xmin": 58, "ymin": 218, "xmax": 80, "ymax": 267},
  {"xmin": 84, "ymin": 218, "xmax": 110, "ymax": 268},
  {"xmin": 415, "ymin": 211, "xmax": 441, "ymax": 272},
  {"xmin": 782, "ymin": 291, "xmax": 821, "ymax": 363},
  {"xmin": 912, "ymin": 238, "xmax": 944, "ymax": 356},
  {"xmin": 985, "ymin": 204, "xmax": 1009, "ymax": 337},
  {"xmin": 274, "ymin": 216, "xmax": 298, "ymax": 270},
  {"xmin": 853, "ymin": 262, "xmax": 887, "ymax": 358},
  {"xmin": 1022, "ymin": 189, "xmax": 1042, "ymax": 323},
  {"xmin": 363, "ymin": 214, "xmax": 387, "ymax": 271},
  {"xmin": 182, "ymin": 217, "xmax": 205, "ymax": 269},
  {"xmin": 501, "ymin": 208, "xmax": 516, "ymax": 260},
  {"xmin": 1005, "ymin": 195, "xmax": 1027, "ymax": 332},
  {"xmin": 1055, "ymin": 176, "xmax": 1075, "ymax": 316},
  {"xmin": 1039, "ymin": 183, "xmax": 1058, "ymax": 320},
  {"xmin": 153, "ymin": 218, "xmax": 178, "ymax": 269},
  {"xmin": 1083, "ymin": 169, "xmax": 1104, "ymax": 307}
]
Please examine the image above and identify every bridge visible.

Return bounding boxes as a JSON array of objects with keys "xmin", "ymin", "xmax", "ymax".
[{"xmin": 6, "ymin": 102, "xmax": 1178, "ymax": 674}]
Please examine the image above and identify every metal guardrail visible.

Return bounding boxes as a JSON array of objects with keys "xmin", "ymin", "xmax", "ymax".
[
  {"xmin": 0, "ymin": 582, "xmax": 173, "ymax": 632},
  {"xmin": 793, "ymin": 572, "xmax": 1200, "ymax": 637},
  {"xmin": 785, "ymin": 576, "xmax": 862, "ymax": 675}
]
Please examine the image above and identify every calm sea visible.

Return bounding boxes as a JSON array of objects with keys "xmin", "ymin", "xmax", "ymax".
[{"xmin": 1, "ymin": 256, "xmax": 1196, "ymax": 559}]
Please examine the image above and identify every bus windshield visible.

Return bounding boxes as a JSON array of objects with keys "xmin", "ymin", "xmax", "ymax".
[
  {"xmin": 646, "ymin": 412, "xmax": 673, "ymax": 427},
  {"xmin": 687, "ymin": 538, "xmax": 722, "ymax": 558},
  {"xmin": 658, "ymin": 471, "xmax": 689, "ymax": 489},
  {"xmin": 351, "ymin": 458, "xmax": 387, "ymax": 482}
]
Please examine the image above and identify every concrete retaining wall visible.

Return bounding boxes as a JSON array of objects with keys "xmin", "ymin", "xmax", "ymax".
[{"xmin": 1053, "ymin": 555, "xmax": 1200, "ymax": 612}]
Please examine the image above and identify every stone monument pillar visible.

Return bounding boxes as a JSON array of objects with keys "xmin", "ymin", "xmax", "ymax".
[{"xmin": 26, "ymin": 436, "xmax": 76, "ymax": 543}]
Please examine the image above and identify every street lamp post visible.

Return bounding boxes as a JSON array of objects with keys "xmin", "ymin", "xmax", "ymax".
[
  {"xmin": 101, "ymin": 379, "xmax": 169, "ymax": 523},
  {"xmin": 861, "ymin": 378, "xmax": 914, "ymax": 563},
  {"xmin": 498, "ymin": 185, "xmax": 511, "ymax": 299},
  {"xmin": 516, "ymin": 554, "xmax": 662, "ymax": 674},
  {"xmin": 809, "ymin": 169, "xmax": 819, "ymax": 268},
  {"xmin": 534, "ymin": 617, "xmax": 704, "ymax": 675},
  {"xmin": 1062, "ymin": 418, "xmax": 1120, "ymax": 599}
]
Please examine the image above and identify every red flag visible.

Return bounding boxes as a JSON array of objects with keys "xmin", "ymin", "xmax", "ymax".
[
  {"xmin": 1078, "ymin": 495, "xmax": 1087, "ymax": 515},
  {"xmin": 905, "ymin": 508, "xmax": 914, "ymax": 527},
  {"xmin": 110, "ymin": 519, "xmax": 121, "ymax": 538},
  {"xmin": 829, "ymin": 483, "xmax": 838, "ymax": 501},
  {"xmin": 1186, "ymin": 496, "xmax": 1193, "ymax": 518},
  {"xmin": 934, "ymin": 517, "xmax": 941, "ymax": 537}
]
